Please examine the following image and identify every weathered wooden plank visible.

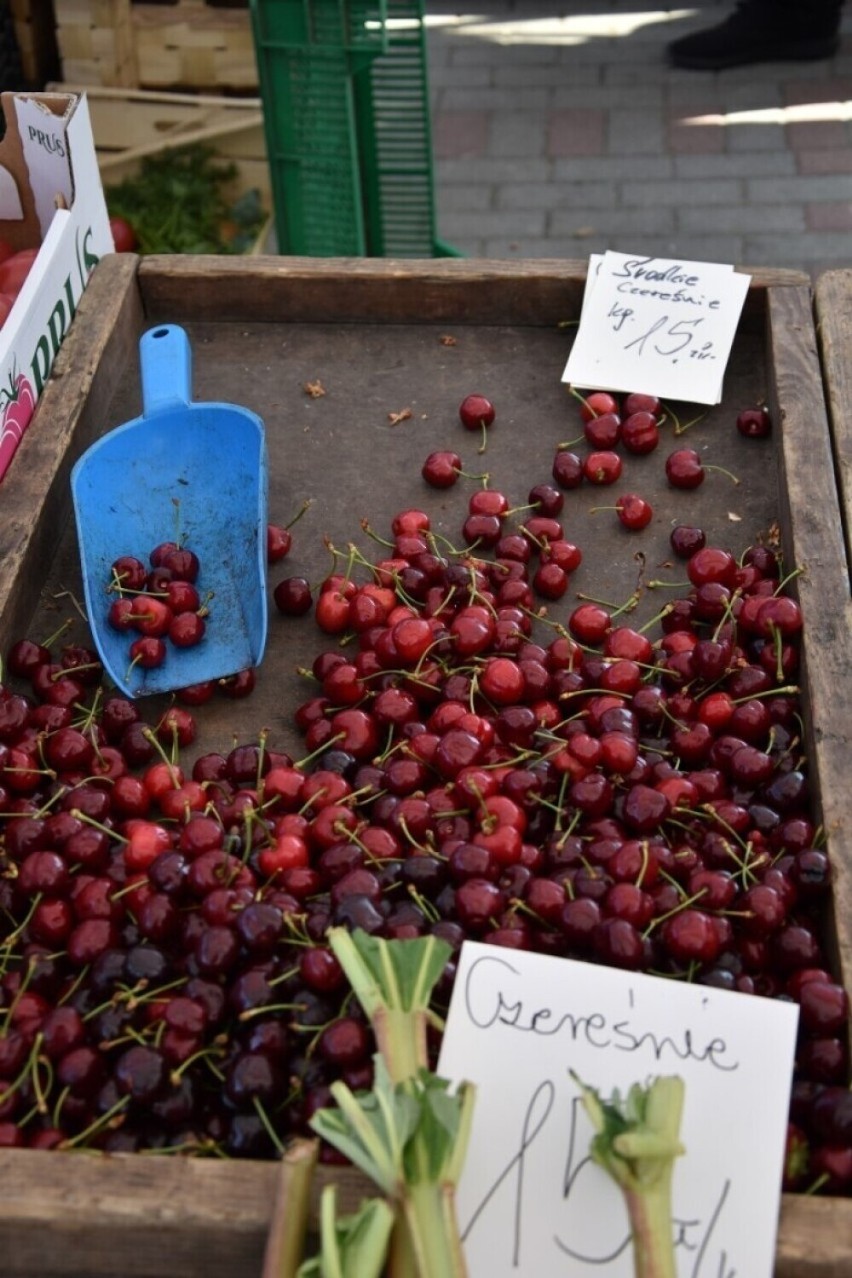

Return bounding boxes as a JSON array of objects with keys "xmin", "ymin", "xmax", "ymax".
[
  {"xmin": 0, "ymin": 1146, "xmax": 849, "ymax": 1278},
  {"xmin": 0, "ymin": 253, "xmax": 143, "ymax": 663},
  {"xmin": 768, "ymin": 286, "xmax": 852, "ymax": 1011},
  {"xmin": 776, "ymin": 1195, "xmax": 852, "ymax": 1277},
  {"xmin": 136, "ymin": 255, "xmax": 810, "ymax": 330}
]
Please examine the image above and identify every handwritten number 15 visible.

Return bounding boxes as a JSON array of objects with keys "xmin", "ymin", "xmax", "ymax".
[{"xmin": 624, "ymin": 315, "xmax": 704, "ymax": 357}]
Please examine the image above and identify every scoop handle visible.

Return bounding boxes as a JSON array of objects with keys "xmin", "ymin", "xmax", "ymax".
[{"xmin": 140, "ymin": 324, "xmax": 193, "ymax": 417}]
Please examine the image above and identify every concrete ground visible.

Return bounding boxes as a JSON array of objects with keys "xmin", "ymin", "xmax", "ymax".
[{"xmin": 425, "ymin": 0, "xmax": 852, "ymax": 276}]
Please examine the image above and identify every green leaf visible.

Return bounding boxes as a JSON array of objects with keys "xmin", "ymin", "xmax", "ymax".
[
  {"xmin": 105, "ymin": 142, "xmax": 266, "ymax": 256},
  {"xmin": 327, "ymin": 928, "xmax": 451, "ymax": 1016},
  {"xmin": 297, "ymin": 1186, "xmax": 394, "ymax": 1278},
  {"xmin": 308, "ymin": 1056, "xmax": 418, "ymax": 1196}
]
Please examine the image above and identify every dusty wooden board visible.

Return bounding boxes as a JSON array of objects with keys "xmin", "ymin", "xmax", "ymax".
[{"xmin": 0, "ymin": 256, "xmax": 849, "ymax": 1276}]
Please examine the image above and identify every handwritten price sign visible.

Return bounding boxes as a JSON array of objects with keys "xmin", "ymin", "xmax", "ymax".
[
  {"xmin": 562, "ymin": 252, "xmax": 751, "ymax": 404},
  {"xmin": 438, "ymin": 945, "xmax": 798, "ymax": 1278}
]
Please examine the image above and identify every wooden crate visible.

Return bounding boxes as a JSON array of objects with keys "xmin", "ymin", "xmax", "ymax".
[
  {"xmin": 53, "ymin": 0, "xmax": 257, "ymax": 91},
  {"xmin": 49, "ymin": 82, "xmax": 271, "ymax": 214},
  {"xmin": 0, "ymin": 256, "xmax": 849, "ymax": 1276}
]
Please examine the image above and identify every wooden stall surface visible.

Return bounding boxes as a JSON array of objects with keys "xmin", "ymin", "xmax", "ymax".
[{"xmin": 0, "ymin": 256, "xmax": 849, "ymax": 1276}]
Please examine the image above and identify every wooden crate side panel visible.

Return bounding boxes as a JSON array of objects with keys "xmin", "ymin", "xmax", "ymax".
[
  {"xmin": 134, "ymin": 255, "xmax": 810, "ymax": 328},
  {"xmin": 767, "ymin": 286, "xmax": 852, "ymax": 1010},
  {"xmin": 814, "ymin": 269, "xmax": 852, "ymax": 591},
  {"xmin": 1, "ymin": 1147, "xmax": 850, "ymax": 1277},
  {"xmin": 0, "ymin": 1148, "xmax": 280, "ymax": 1278},
  {"xmin": 0, "ymin": 255, "xmax": 143, "ymax": 663}
]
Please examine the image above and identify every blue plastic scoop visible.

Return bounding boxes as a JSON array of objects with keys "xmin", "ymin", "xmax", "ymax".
[{"xmin": 71, "ymin": 324, "xmax": 268, "ymax": 698}]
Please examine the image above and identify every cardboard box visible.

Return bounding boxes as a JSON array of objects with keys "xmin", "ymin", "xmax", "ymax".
[{"xmin": 0, "ymin": 91, "xmax": 114, "ymax": 483}]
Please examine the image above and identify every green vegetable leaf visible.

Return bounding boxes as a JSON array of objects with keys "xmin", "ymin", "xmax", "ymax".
[
  {"xmin": 296, "ymin": 1186, "xmax": 394, "ymax": 1278},
  {"xmin": 327, "ymin": 927, "xmax": 452, "ymax": 1016},
  {"xmin": 105, "ymin": 143, "xmax": 267, "ymax": 256}
]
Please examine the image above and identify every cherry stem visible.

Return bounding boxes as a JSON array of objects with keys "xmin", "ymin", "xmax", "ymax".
[
  {"xmin": 41, "ymin": 618, "xmax": 74, "ymax": 649},
  {"xmin": 293, "ymin": 732, "xmax": 346, "ymax": 772},
  {"xmin": 567, "ymin": 385, "xmax": 601, "ymax": 417},
  {"xmin": 704, "ymin": 463, "xmax": 740, "ymax": 486},
  {"xmin": 637, "ymin": 603, "xmax": 673, "ymax": 635},
  {"xmin": 253, "ymin": 1096, "xmax": 287, "ymax": 1155},
  {"xmin": 671, "ymin": 407, "xmax": 707, "ymax": 435},
  {"xmin": 285, "ymin": 499, "xmax": 312, "ymax": 531},
  {"xmin": 59, "ymin": 1096, "xmax": 130, "ymax": 1149}
]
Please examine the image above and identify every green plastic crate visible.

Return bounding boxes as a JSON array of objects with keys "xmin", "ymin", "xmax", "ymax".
[{"xmin": 249, "ymin": 0, "xmax": 458, "ymax": 257}]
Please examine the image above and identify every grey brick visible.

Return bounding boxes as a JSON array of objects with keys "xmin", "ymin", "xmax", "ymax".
[
  {"xmin": 442, "ymin": 43, "xmax": 559, "ymax": 69},
  {"xmin": 436, "ymin": 158, "xmax": 551, "ymax": 184},
  {"xmin": 608, "ymin": 108, "xmax": 666, "ymax": 155},
  {"xmin": 623, "ymin": 178, "xmax": 744, "ymax": 207},
  {"xmin": 726, "ymin": 124, "xmax": 787, "ymax": 153},
  {"xmin": 438, "ymin": 87, "xmax": 550, "ymax": 111},
  {"xmin": 436, "ymin": 185, "xmax": 496, "ymax": 213},
  {"xmin": 748, "ymin": 175, "xmax": 852, "ymax": 202},
  {"xmin": 744, "ymin": 232, "xmax": 852, "ymax": 263},
  {"xmin": 549, "ymin": 206, "xmax": 677, "ymax": 236},
  {"xmin": 673, "ymin": 152, "xmax": 797, "ymax": 178},
  {"xmin": 677, "ymin": 204, "xmax": 806, "ymax": 234},
  {"xmin": 667, "ymin": 83, "xmax": 784, "ymax": 111},
  {"xmin": 436, "ymin": 209, "xmax": 548, "ymax": 239},
  {"xmin": 553, "ymin": 155, "xmax": 675, "ymax": 182},
  {"xmin": 495, "ymin": 64, "xmax": 599, "ymax": 89},
  {"xmin": 497, "ymin": 180, "xmax": 616, "ymax": 211},
  {"xmin": 552, "ymin": 85, "xmax": 666, "ymax": 110},
  {"xmin": 428, "ymin": 65, "xmax": 492, "ymax": 90},
  {"xmin": 487, "ymin": 112, "xmax": 549, "ymax": 158},
  {"xmin": 607, "ymin": 234, "xmax": 745, "ymax": 262}
]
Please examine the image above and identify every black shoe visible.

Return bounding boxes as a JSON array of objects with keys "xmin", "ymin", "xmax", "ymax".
[{"xmin": 667, "ymin": 0, "xmax": 841, "ymax": 70}]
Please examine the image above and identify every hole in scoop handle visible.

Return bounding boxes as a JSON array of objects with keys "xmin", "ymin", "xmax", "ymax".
[{"xmin": 140, "ymin": 324, "xmax": 193, "ymax": 417}]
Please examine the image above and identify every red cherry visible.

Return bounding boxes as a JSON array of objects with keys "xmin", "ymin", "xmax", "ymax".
[
  {"xmin": 266, "ymin": 524, "xmax": 292, "ymax": 562},
  {"xmin": 736, "ymin": 405, "xmax": 771, "ymax": 438},
  {"xmin": 128, "ymin": 636, "xmax": 166, "ymax": 670},
  {"xmin": 583, "ymin": 412, "xmax": 621, "ymax": 450},
  {"xmin": 422, "ymin": 450, "xmax": 462, "ymax": 488},
  {"xmin": 669, "ymin": 525, "xmax": 706, "ymax": 559},
  {"xmin": 274, "ymin": 576, "xmax": 313, "ymax": 617},
  {"xmin": 577, "ymin": 390, "xmax": 619, "ymax": 422},
  {"xmin": 459, "ymin": 393, "xmax": 495, "ymax": 430},
  {"xmin": 168, "ymin": 612, "xmax": 206, "ymax": 648},
  {"xmin": 552, "ymin": 450, "xmax": 584, "ymax": 489},
  {"xmin": 615, "ymin": 493, "xmax": 653, "ymax": 530},
  {"xmin": 623, "ymin": 392, "xmax": 662, "ymax": 418},
  {"xmin": 109, "ymin": 555, "xmax": 147, "ymax": 592},
  {"xmin": 665, "ymin": 448, "xmax": 704, "ymax": 489},
  {"xmin": 621, "ymin": 411, "xmax": 659, "ymax": 455},
  {"xmin": 583, "ymin": 450, "xmax": 622, "ymax": 485}
]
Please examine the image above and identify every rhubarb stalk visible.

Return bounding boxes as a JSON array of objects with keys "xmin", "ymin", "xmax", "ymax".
[
  {"xmin": 307, "ymin": 930, "xmax": 474, "ymax": 1278},
  {"xmin": 571, "ymin": 1072, "xmax": 685, "ymax": 1278}
]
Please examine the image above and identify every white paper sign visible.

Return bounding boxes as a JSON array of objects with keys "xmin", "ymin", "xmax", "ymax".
[
  {"xmin": 562, "ymin": 252, "xmax": 751, "ymax": 405},
  {"xmin": 438, "ymin": 943, "xmax": 798, "ymax": 1278}
]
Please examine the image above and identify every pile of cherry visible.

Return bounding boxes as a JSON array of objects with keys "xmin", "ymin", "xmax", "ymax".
[
  {"xmin": 105, "ymin": 542, "xmax": 209, "ymax": 676},
  {"xmin": 0, "ymin": 389, "xmax": 849, "ymax": 1199}
]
